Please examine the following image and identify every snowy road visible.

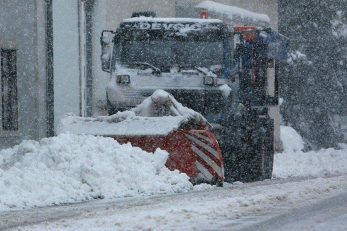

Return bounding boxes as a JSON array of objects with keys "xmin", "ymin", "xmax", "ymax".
[
  {"xmin": 3, "ymin": 174, "xmax": 347, "ymax": 231},
  {"xmin": 239, "ymin": 191, "xmax": 347, "ymax": 231}
]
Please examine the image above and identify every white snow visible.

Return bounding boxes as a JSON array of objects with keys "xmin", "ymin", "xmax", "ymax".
[
  {"xmin": 15, "ymin": 175, "xmax": 347, "ymax": 231},
  {"xmin": 273, "ymin": 145, "xmax": 347, "ymax": 178},
  {"xmin": 132, "ymin": 89, "xmax": 204, "ymax": 118},
  {"xmin": 273, "ymin": 126, "xmax": 347, "ymax": 178},
  {"xmin": 1, "ymin": 117, "xmax": 347, "ymax": 213},
  {"xmin": 196, "ymin": 1, "xmax": 270, "ymax": 23},
  {"xmin": 331, "ymin": 11, "xmax": 347, "ymax": 38},
  {"xmin": 59, "ymin": 90, "xmax": 209, "ymax": 136},
  {"xmin": 219, "ymin": 84, "xmax": 232, "ymax": 99},
  {"xmin": 59, "ymin": 114, "xmax": 191, "ymax": 136},
  {"xmin": 0, "ymin": 134, "xmax": 192, "ymax": 211},
  {"xmin": 287, "ymin": 50, "xmax": 311, "ymax": 64},
  {"xmin": 280, "ymin": 126, "xmax": 305, "ymax": 152}
]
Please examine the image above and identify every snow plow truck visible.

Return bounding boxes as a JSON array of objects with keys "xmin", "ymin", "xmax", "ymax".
[{"xmin": 99, "ymin": 12, "xmax": 288, "ymax": 184}]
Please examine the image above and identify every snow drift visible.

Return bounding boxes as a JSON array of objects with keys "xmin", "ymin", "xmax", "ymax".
[
  {"xmin": 0, "ymin": 134, "xmax": 192, "ymax": 210},
  {"xmin": 280, "ymin": 126, "xmax": 305, "ymax": 153},
  {"xmin": 0, "ymin": 122, "xmax": 346, "ymax": 210},
  {"xmin": 273, "ymin": 126, "xmax": 347, "ymax": 178}
]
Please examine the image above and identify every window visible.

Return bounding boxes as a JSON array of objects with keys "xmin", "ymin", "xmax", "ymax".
[{"xmin": 1, "ymin": 49, "xmax": 18, "ymax": 131}]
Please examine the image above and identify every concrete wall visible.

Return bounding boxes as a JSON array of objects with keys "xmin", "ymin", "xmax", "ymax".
[
  {"xmin": 53, "ymin": 0, "xmax": 81, "ymax": 129},
  {"xmin": 0, "ymin": 0, "xmax": 48, "ymax": 149}
]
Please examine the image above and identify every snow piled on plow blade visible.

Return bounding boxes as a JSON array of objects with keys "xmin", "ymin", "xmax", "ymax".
[
  {"xmin": 59, "ymin": 90, "xmax": 209, "ymax": 136},
  {"xmin": 0, "ymin": 134, "xmax": 192, "ymax": 210},
  {"xmin": 59, "ymin": 113, "xmax": 190, "ymax": 136}
]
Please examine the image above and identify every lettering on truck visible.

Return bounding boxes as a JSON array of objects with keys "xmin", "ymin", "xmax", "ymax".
[{"xmin": 131, "ymin": 22, "xmax": 219, "ymax": 30}]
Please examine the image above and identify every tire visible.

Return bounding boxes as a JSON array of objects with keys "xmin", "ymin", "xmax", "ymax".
[
  {"xmin": 248, "ymin": 117, "xmax": 274, "ymax": 181},
  {"xmin": 219, "ymin": 124, "xmax": 243, "ymax": 182},
  {"xmin": 263, "ymin": 119, "xmax": 274, "ymax": 179},
  {"xmin": 220, "ymin": 116, "xmax": 274, "ymax": 183}
]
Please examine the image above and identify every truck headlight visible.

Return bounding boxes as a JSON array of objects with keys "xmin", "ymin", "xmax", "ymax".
[
  {"xmin": 204, "ymin": 76, "xmax": 214, "ymax": 85},
  {"xmin": 116, "ymin": 75, "xmax": 131, "ymax": 84}
]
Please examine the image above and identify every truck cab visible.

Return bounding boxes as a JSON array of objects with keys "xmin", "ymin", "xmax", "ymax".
[{"xmin": 101, "ymin": 16, "xmax": 234, "ymax": 117}]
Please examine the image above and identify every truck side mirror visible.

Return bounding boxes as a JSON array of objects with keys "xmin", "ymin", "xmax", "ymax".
[{"xmin": 100, "ymin": 30, "xmax": 116, "ymax": 73}]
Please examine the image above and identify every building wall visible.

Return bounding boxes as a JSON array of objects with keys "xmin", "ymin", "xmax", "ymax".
[
  {"xmin": 0, "ymin": 0, "xmax": 49, "ymax": 149},
  {"xmin": 53, "ymin": 0, "xmax": 81, "ymax": 129}
]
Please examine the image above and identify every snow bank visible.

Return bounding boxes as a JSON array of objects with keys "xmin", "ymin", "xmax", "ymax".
[
  {"xmin": 0, "ymin": 134, "xmax": 192, "ymax": 210},
  {"xmin": 280, "ymin": 126, "xmax": 305, "ymax": 152},
  {"xmin": 273, "ymin": 126, "xmax": 347, "ymax": 178},
  {"xmin": 196, "ymin": 1, "xmax": 270, "ymax": 23}
]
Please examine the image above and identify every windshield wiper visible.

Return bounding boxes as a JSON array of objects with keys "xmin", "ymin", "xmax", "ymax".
[
  {"xmin": 129, "ymin": 62, "xmax": 161, "ymax": 75},
  {"xmin": 194, "ymin": 66, "xmax": 216, "ymax": 77}
]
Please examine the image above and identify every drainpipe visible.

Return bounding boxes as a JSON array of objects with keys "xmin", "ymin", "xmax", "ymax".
[{"xmin": 45, "ymin": 0, "xmax": 54, "ymax": 136}]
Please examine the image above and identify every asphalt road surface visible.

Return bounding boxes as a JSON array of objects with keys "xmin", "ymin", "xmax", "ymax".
[
  {"xmin": 238, "ymin": 191, "xmax": 347, "ymax": 231},
  {"xmin": 2, "ymin": 175, "xmax": 347, "ymax": 231}
]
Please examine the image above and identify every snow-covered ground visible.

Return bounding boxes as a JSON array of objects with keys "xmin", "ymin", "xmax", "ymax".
[
  {"xmin": 0, "ymin": 119, "xmax": 347, "ymax": 230},
  {"xmin": 0, "ymin": 124, "xmax": 346, "ymax": 212},
  {"xmin": 4, "ymin": 175, "xmax": 347, "ymax": 231},
  {"xmin": 0, "ymin": 134, "xmax": 192, "ymax": 211},
  {"xmin": 273, "ymin": 126, "xmax": 347, "ymax": 178}
]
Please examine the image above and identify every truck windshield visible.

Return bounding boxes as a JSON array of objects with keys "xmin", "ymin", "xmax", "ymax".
[{"xmin": 119, "ymin": 39, "xmax": 224, "ymax": 71}]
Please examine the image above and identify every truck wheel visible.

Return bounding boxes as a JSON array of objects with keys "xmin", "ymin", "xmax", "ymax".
[
  {"xmin": 263, "ymin": 118, "xmax": 274, "ymax": 179},
  {"xmin": 220, "ymin": 117, "xmax": 274, "ymax": 182},
  {"xmin": 251, "ymin": 117, "xmax": 274, "ymax": 181},
  {"xmin": 218, "ymin": 125, "xmax": 242, "ymax": 182}
]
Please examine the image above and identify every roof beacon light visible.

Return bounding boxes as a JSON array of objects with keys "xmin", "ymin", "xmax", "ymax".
[
  {"xmin": 200, "ymin": 9, "xmax": 208, "ymax": 19},
  {"xmin": 234, "ymin": 26, "xmax": 257, "ymax": 42}
]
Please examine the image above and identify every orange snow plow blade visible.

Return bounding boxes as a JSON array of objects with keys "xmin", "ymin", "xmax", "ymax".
[
  {"xmin": 115, "ymin": 128, "xmax": 224, "ymax": 185},
  {"xmin": 60, "ymin": 90, "xmax": 224, "ymax": 185}
]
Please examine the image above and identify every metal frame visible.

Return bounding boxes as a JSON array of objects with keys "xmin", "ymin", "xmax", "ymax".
[
  {"xmin": 45, "ymin": 0, "xmax": 54, "ymax": 137},
  {"xmin": 0, "ymin": 48, "xmax": 20, "ymax": 137}
]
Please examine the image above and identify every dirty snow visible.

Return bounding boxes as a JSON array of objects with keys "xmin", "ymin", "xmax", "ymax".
[{"xmin": 0, "ymin": 134, "xmax": 192, "ymax": 211}]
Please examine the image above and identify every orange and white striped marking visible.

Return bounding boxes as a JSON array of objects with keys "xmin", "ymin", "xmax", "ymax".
[{"xmin": 185, "ymin": 130, "xmax": 224, "ymax": 182}]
